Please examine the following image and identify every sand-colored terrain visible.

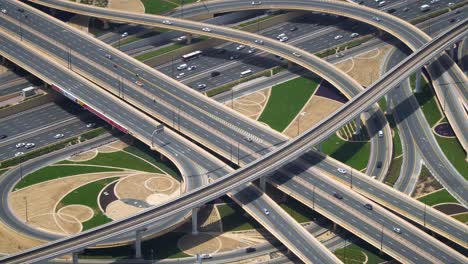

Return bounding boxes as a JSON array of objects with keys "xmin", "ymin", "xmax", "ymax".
[
  {"xmin": 9, "ymin": 172, "xmax": 130, "ymax": 235},
  {"xmin": 97, "ymin": 140, "xmax": 129, "ymax": 153},
  {"xmin": 335, "ymin": 46, "xmax": 392, "ymax": 86},
  {"xmin": 0, "ymin": 221, "xmax": 44, "ymax": 254},
  {"xmin": 225, "ymin": 89, "xmax": 271, "ymax": 120},
  {"xmin": 115, "ymin": 173, "xmax": 180, "ymax": 201},
  {"xmin": 108, "ymin": 0, "xmax": 145, "ymax": 13},
  {"xmin": 57, "ymin": 205, "xmax": 94, "ymax": 223},
  {"xmin": 283, "ymin": 96, "xmax": 343, "ymax": 138},
  {"xmin": 68, "ymin": 149, "xmax": 98, "ymax": 162},
  {"xmin": 105, "ymin": 200, "xmax": 144, "ymax": 220}
]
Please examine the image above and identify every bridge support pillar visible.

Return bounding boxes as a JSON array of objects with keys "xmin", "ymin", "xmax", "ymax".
[
  {"xmin": 450, "ymin": 42, "xmax": 457, "ymax": 60},
  {"xmin": 102, "ymin": 19, "xmax": 110, "ymax": 30},
  {"xmin": 186, "ymin": 33, "xmax": 193, "ymax": 44},
  {"xmin": 354, "ymin": 116, "xmax": 361, "ymax": 135},
  {"xmin": 414, "ymin": 70, "xmax": 422, "ymax": 93},
  {"xmin": 287, "ymin": 60, "xmax": 293, "ymax": 69},
  {"xmin": 317, "ymin": 143, "xmax": 322, "ymax": 152},
  {"xmin": 332, "ymin": 222, "xmax": 337, "ymax": 233},
  {"xmin": 260, "ymin": 177, "xmax": 266, "ymax": 192},
  {"xmin": 192, "ymin": 207, "xmax": 199, "ymax": 235},
  {"xmin": 135, "ymin": 229, "xmax": 145, "ymax": 259},
  {"xmin": 385, "ymin": 94, "xmax": 392, "ymax": 114},
  {"xmin": 72, "ymin": 252, "xmax": 79, "ymax": 264}
]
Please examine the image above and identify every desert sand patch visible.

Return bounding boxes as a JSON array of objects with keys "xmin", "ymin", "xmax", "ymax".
[
  {"xmin": 283, "ymin": 96, "xmax": 343, "ymax": 138},
  {"xmin": 335, "ymin": 46, "xmax": 392, "ymax": 86},
  {"xmin": 68, "ymin": 149, "xmax": 98, "ymax": 162},
  {"xmin": 115, "ymin": 173, "xmax": 180, "ymax": 201},
  {"xmin": 108, "ymin": 0, "xmax": 145, "ymax": 13},
  {"xmin": 97, "ymin": 140, "xmax": 129, "ymax": 153},
  {"xmin": 9, "ymin": 171, "xmax": 130, "ymax": 235},
  {"xmin": 225, "ymin": 89, "xmax": 271, "ymax": 120},
  {"xmin": 0, "ymin": 221, "xmax": 44, "ymax": 254},
  {"xmin": 105, "ymin": 200, "xmax": 143, "ymax": 220},
  {"xmin": 57, "ymin": 205, "xmax": 94, "ymax": 223}
]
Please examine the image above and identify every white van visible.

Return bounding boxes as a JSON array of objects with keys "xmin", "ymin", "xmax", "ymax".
[
  {"xmin": 177, "ymin": 63, "xmax": 188, "ymax": 70},
  {"xmin": 240, "ymin": 69, "xmax": 253, "ymax": 77},
  {"xmin": 420, "ymin": 4, "xmax": 430, "ymax": 11},
  {"xmin": 378, "ymin": 130, "xmax": 383, "ymax": 137}
]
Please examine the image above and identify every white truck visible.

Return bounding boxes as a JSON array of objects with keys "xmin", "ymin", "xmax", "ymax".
[{"xmin": 420, "ymin": 4, "xmax": 431, "ymax": 11}]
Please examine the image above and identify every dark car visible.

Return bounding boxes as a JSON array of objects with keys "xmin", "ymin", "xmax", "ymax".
[
  {"xmin": 364, "ymin": 203, "xmax": 373, "ymax": 210},
  {"xmin": 387, "ymin": 8, "xmax": 396, "ymax": 13},
  {"xmin": 0, "ymin": 134, "xmax": 7, "ymax": 139},
  {"xmin": 245, "ymin": 247, "xmax": 256, "ymax": 253},
  {"xmin": 216, "ymin": 48, "xmax": 226, "ymax": 54},
  {"xmin": 289, "ymin": 26, "xmax": 298, "ymax": 32},
  {"xmin": 211, "ymin": 71, "xmax": 220, "ymax": 77},
  {"xmin": 376, "ymin": 161, "xmax": 382, "ymax": 168},
  {"xmin": 333, "ymin": 193, "xmax": 343, "ymax": 199}
]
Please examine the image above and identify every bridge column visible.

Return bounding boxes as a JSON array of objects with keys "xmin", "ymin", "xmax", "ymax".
[
  {"xmin": 135, "ymin": 229, "xmax": 146, "ymax": 259},
  {"xmin": 317, "ymin": 143, "xmax": 322, "ymax": 152},
  {"xmin": 354, "ymin": 115, "xmax": 362, "ymax": 135},
  {"xmin": 102, "ymin": 19, "xmax": 110, "ymax": 30},
  {"xmin": 332, "ymin": 222, "xmax": 337, "ymax": 233},
  {"xmin": 192, "ymin": 207, "xmax": 199, "ymax": 235},
  {"xmin": 414, "ymin": 70, "xmax": 422, "ymax": 94},
  {"xmin": 385, "ymin": 94, "xmax": 392, "ymax": 114},
  {"xmin": 450, "ymin": 42, "xmax": 459, "ymax": 61},
  {"xmin": 287, "ymin": 60, "xmax": 293, "ymax": 69},
  {"xmin": 186, "ymin": 33, "xmax": 193, "ymax": 44},
  {"xmin": 72, "ymin": 252, "xmax": 79, "ymax": 264},
  {"xmin": 259, "ymin": 177, "xmax": 266, "ymax": 192}
]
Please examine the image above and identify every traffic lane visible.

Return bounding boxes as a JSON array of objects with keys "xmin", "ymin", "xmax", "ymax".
[
  {"xmin": 0, "ymin": 78, "xmax": 35, "ymax": 97},
  {"xmin": 299, "ymin": 151, "xmax": 468, "ymax": 246},
  {"xmin": 272, "ymin": 163, "xmax": 461, "ymax": 263},
  {"xmin": 0, "ymin": 102, "xmax": 84, "ymax": 139}
]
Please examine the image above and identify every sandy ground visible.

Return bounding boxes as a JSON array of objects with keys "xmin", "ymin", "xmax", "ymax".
[
  {"xmin": 178, "ymin": 233, "xmax": 251, "ymax": 255},
  {"xmin": 97, "ymin": 140, "xmax": 129, "ymax": 153},
  {"xmin": 115, "ymin": 173, "xmax": 180, "ymax": 201},
  {"xmin": 225, "ymin": 89, "xmax": 271, "ymax": 120},
  {"xmin": 9, "ymin": 172, "xmax": 130, "ymax": 235},
  {"xmin": 199, "ymin": 205, "xmax": 223, "ymax": 233},
  {"xmin": 335, "ymin": 46, "xmax": 392, "ymax": 86},
  {"xmin": 412, "ymin": 173, "xmax": 443, "ymax": 198},
  {"xmin": 57, "ymin": 205, "xmax": 94, "ymax": 223},
  {"xmin": 283, "ymin": 96, "xmax": 343, "ymax": 137},
  {"xmin": 105, "ymin": 200, "xmax": 143, "ymax": 220},
  {"xmin": 108, "ymin": 0, "xmax": 145, "ymax": 13},
  {"xmin": 67, "ymin": 15, "xmax": 90, "ymax": 33},
  {"xmin": 68, "ymin": 149, "xmax": 98, "ymax": 162},
  {"xmin": 0, "ymin": 221, "xmax": 44, "ymax": 254},
  {"xmin": 0, "ymin": 65, "xmax": 7, "ymax": 74}
]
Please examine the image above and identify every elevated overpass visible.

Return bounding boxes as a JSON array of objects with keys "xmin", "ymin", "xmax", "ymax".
[{"xmin": 0, "ymin": 7, "xmax": 466, "ymax": 263}]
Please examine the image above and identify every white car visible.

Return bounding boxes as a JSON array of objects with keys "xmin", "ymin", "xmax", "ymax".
[
  {"xmin": 16, "ymin": 142, "xmax": 26, "ymax": 148},
  {"xmin": 373, "ymin": 16, "xmax": 381, "ymax": 22},
  {"xmin": 176, "ymin": 72, "xmax": 185, "ymax": 79},
  {"xmin": 162, "ymin": 20, "xmax": 172, "ymax": 25},
  {"xmin": 430, "ymin": 0, "xmax": 439, "ymax": 3},
  {"xmin": 236, "ymin": 45, "xmax": 246, "ymax": 51},
  {"xmin": 202, "ymin": 27, "xmax": 212, "ymax": 32},
  {"xmin": 247, "ymin": 48, "xmax": 256, "ymax": 54},
  {"xmin": 135, "ymin": 80, "xmax": 144, "ymax": 86},
  {"xmin": 337, "ymin": 168, "xmax": 347, "ymax": 174},
  {"xmin": 279, "ymin": 36, "xmax": 289, "ymax": 42},
  {"xmin": 176, "ymin": 36, "xmax": 187, "ymax": 42},
  {"xmin": 276, "ymin": 33, "xmax": 286, "ymax": 39},
  {"xmin": 197, "ymin": 83, "xmax": 207, "ymax": 89},
  {"xmin": 393, "ymin": 227, "xmax": 401, "ymax": 234},
  {"xmin": 244, "ymin": 136, "xmax": 253, "ymax": 142},
  {"xmin": 378, "ymin": 1, "xmax": 386, "ymax": 6},
  {"xmin": 25, "ymin": 143, "xmax": 35, "ymax": 149},
  {"xmin": 187, "ymin": 65, "xmax": 197, "ymax": 71},
  {"xmin": 86, "ymin": 123, "xmax": 96, "ymax": 128},
  {"xmin": 378, "ymin": 130, "xmax": 383, "ymax": 137},
  {"xmin": 263, "ymin": 208, "xmax": 270, "ymax": 215},
  {"xmin": 335, "ymin": 52, "xmax": 345, "ymax": 58},
  {"xmin": 15, "ymin": 152, "xmax": 24, "ymax": 157},
  {"xmin": 334, "ymin": 35, "xmax": 343, "ymax": 40},
  {"xmin": 350, "ymin": 33, "xmax": 359, "ymax": 38},
  {"xmin": 1, "ymin": 9, "xmax": 7, "ymax": 14},
  {"xmin": 448, "ymin": 2, "xmax": 454, "ymax": 6},
  {"xmin": 200, "ymin": 254, "xmax": 212, "ymax": 259},
  {"xmin": 293, "ymin": 52, "xmax": 301, "ymax": 57},
  {"xmin": 54, "ymin": 133, "xmax": 64, "ymax": 139},
  {"xmin": 252, "ymin": 1, "xmax": 262, "ymax": 5},
  {"xmin": 254, "ymin": 39, "xmax": 264, "ymax": 45},
  {"xmin": 121, "ymin": 32, "xmax": 128, "ymax": 37},
  {"xmin": 177, "ymin": 64, "xmax": 188, "ymax": 70}
]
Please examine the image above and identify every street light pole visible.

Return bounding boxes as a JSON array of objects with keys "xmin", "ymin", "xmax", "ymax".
[
  {"xmin": 350, "ymin": 169, "xmax": 353, "ymax": 189},
  {"xmin": 312, "ymin": 185, "xmax": 315, "ymax": 210},
  {"xmin": 380, "ymin": 223, "xmax": 384, "ymax": 253}
]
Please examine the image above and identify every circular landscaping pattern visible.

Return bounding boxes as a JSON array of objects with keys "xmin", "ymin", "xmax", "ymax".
[
  {"xmin": 434, "ymin": 123, "xmax": 455, "ymax": 137},
  {"xmin": 57, "ymin": 205, "xmax": 94, "ymax": 223},
  {"xmin": 433, "ymin": 203, "xmax": 468, "ymax": 215},
  {"xmin": 145, "ymin": 176, "xmax": 174, "ymax": 192},
  {"xmin": 178, "ymin": 233, "xmax": 221, "ymax": 255}
]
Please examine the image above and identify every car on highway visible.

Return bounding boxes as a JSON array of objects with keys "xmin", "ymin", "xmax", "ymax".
[
  {"xmin": 263, "ymin": 208, "xmax": 270, "ymax": 215},
  {"xmin": 378, "ymin": 1, "xmax": 386, "ymax": 6},
  {"xmin": 293, "ymin": 52, "xmax": 301, "ymax": 57},
  {"xmin": 245, "ymin": 247, "xmax": 256, "ymax": 253},
  {"xmin": 176, "ymin": 36, "xmax": 187, "ymax": 42},
  {"xmin": 448, "ymin": 2, "xmax": 454, "ymax": 6},
  {"xmin": 403, "ymin": 7, "xmax": 410, "ymax": 11},
  {"xmin": 279, "ymin": 36, "xmax": 289, "ymax": 42},
  {"xmin": 336, "ymin": 52, "xmax": 345, "ymax": 58},
  {"xmin": 16, "ymin": 142, "xmax": 26, "ymax": 148},
  {"xmin": 187, "ymin": 65, "xmax": 197, "ymax": 71},
  {"xmin": 244, "ymin": 136, "xmax": 253, "ymax": 142},
  {"xmin": 276, "ymin": 33, "xmax": 286, "ymax": 39},
  {"xmin": 135, "ymin": 80, "xmax": 144, "ymax": 86},
  {"xmin": 15, "ymin": 152, "xmax": 24, "ymax": 157},
  {"xmin": 393, "ymin": 227, "xmax": 401, "ymax": 234},
  {"xmin": 236, "ymin": 45, "xmax": 246, "ymax": 51},
  {"xmin": 229, "ymin": 54, "xmax": 240, "ymax": 60},
  {"xmin": 0, "ymin": 134, "xmax": 7, "ymax": 139},
  {"xmin": 247, "ymin": 48, "xmax": 256, "ymax": 54},
  {"xmin": 254, "ymin": 39, "xmax": 264, "ymax": 45},
  {"xmin": 177, "ymin": 63, "xmax": 188, "ymax": 70},
  {"xmin": 378, "ymin": 130, "xmax": 383, "ymax": 137},
  {"xmin": 251, "ymin": 1, "xmax": 262, "ymax": 5},
  {"xmin": 121, "ymin": 32, "xmax": 128, "ymax": 37},
  {"xmin": 210, "ymin": 71, "xmax": 220, "ymax": 77},
  {"xmin": 86, "ymin": 123, "xmax": 96, "ymax": 128},
  {"xmin": 449, "ymin": 18, "xmax": 460, "ymax": 23},
  {"xmin": 289, "ymin": 26, "xmax": 298, "ymax": 32},
  {"xmin": 162, "ymin": 20, "xmax": 172, "ymax": 25},
  {"xmin": 373, "ymin": 16, "xmax": 381, "ymax": 22},
  {"xmin": 200, "ymin": 253, "xmax": 212, "ymax": 259},
  {"xmin": 337, "ymin": 168, "xmax": 347, "ymax": 174},
  {"xmin": 176, "ymin": 73, "xmax": 185, "ymax": 79},
  {"xmin": 364, "ymin": 203, "xmax": 373, "ymax": 210},
  {"xmin": 104, "ymin": 54, "xmax": 112, "ymax": 59},
  {"xmin": 333, "ymin": 193, "xmax": 343, "ymax": 199},
  {"xmin": 25, "ymin": 143, "xmax": 35, "ymax": 149},
  {"xmin": 334, "ymin": 35, "xmax": 343, "ymax": 40},
  {"xmin": 377, "ymin": 161, "xmax": 382, "ymax": 168},
  {"xmin": 387, "ymin": 8, "xmax": 396, "ymax": 14},
  {"xmin": 350, "ymin": 32, "xmax": 359, "ymax": 38},
  {"xmin": 202, "ymin": 27, "xmax": 212, "ymax": 32},
  {"xmin": 54, "ymin": 133, "xmax": 64, "ymax": 139},
  {"xmin": 197, "ymin": 83, "xmax": 207, "ymax": 89},
  {"xmin": 1, "ymin": 9, "xmax": 7, "ymax": 14}
]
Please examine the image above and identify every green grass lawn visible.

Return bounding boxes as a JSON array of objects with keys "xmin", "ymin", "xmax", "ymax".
[
  {"xmin": 279, "ymin": 197, "xmax": 319, "ymax": 223},
  {"xmin": 417, "ymin": 189, "xmax": 458, "ymax": 206},
  {"xmin": 411, "ymin": 74, "xmax": 442, "ymax": 127},
  {"xmin": 258, "ymin": 77, "xmax": 320, "ymax": 132},
  {"xmin": 62, "ymin": 151, "xmax": 162, "ymax": 173},
  {"xmin": 141, "ymin": 0, "xmax": 178, "ymax": 14},
  {"xmin": 321, "ymin": 134, "xmax": 370, "ymax": 170},
  {"xmin": 217, "ymin": 203, "xmax": 261, "ymax": 231},
  {"xmin": 59, "ymin": 177, "xmax": 119, "ymax": 230},
  {"xmin": 435, "ymin": 135, "xmax": 467, "ymax": 180},
  {"xmin": 393, "ymin": 129, "xmax": 402, "ymax": 157},
  {"xmin": 124, "ymin": 141, "xmax": 182, "ymax": 181},
  {"xmin": 14, "ymin": 166, "xmax": 122, "ymax": 191},
  {"xmin": 0, "ymin": 169, "xmax": 7, "ymax": 176},
  {"xmin": 452, "ymin": 213, "xmax": 468, "ymax": 223},
  {"xmin": 81, "ymin": 231, "xmax": 188, "ymax": 259},
  {"xmin": 334, "ymin": 240, "xmax": 391, "ymax": 264},
  {"xmin": 385, "ymin": 157, "xmax": 402, "ymax": 186},
  {"xmin": 135, "ymin": 43, "xmax": 184, "ymax": 61}
]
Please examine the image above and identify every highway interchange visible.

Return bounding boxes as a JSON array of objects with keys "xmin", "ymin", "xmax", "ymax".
[{"xmin": 0, "ymin": 0, "xmax": 466, "ymax": 263}]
